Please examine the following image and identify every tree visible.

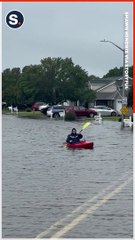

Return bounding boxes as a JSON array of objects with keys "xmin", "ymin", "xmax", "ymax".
[
  {"xmin": 40, "ymin": 57, "xmax": 67, "ymax": 104},
  {"xmin": 2, "ymin": 57, "xmax": 96, "ymax": 106},
  {"xmin": 103, "ymin": 67, "xmax": 123, "ymax": 78},
  {"xmin": 40, "ymin": 57, "xmax": 95, "ymax": 105},
  {"xmin": 88, "ymin": 75, "xmax": 100, "ymax": 81},
  {"xmin": 21, "ymin": 64, "xmax": 43, "ymax": 103},
  {"xmin": 2, "ymin": 68, "xmax": 21, "ymax": 105},
  {"xmin": 103, "ymin": 66, "xmax": 133, "ymax": 78}
]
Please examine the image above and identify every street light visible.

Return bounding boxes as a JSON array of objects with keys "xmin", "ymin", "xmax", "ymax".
[{"xmin": 100, "ymin": 39, "xmax": 125, "ymax": 125}]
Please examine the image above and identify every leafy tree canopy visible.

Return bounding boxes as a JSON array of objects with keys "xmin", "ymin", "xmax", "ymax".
[
  {"xmin": 103, "ymin": 66, "xmax": 133, "ymax": 78},
  {"xmin": 3, "ymin": 58, "xmax": 132, "ymax": 107},
  {"xmin": 2, "ymin": 57, "xmax": 95, "ymax": 106}
]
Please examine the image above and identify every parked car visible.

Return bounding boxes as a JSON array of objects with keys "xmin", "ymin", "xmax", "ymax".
[
  {"xmin": 40, "ymin": 104, "xmax": 50, "ymax": 115},
  {"xmin": 39, "ymin": 103, "xmax": 50, "ymax": 111},
  {"xmin": 65, "ymin": 106, "xmax": 98, "ymax": 118},
  {"xmin": 90, "ymin": 105, "xmax": 117, "ymax": 116},
  {"xmin": 47, "ymin": 105, "xmax": 66, "ymax": 118},
  {"xmin": 32, "ymin": 102, "xmax": 46, "ymax": 111}
]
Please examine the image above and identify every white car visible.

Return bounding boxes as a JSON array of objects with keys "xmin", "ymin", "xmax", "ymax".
[
  {"xmin": 91, "ymin": 105, "xmax": 117, "ymax": 116},
  {"xmin": 39, "ymin": 104, "xmax": 49, "ymax": 111},
  {"xmin": 47, "ymin": 105, "xmax": 66, "ymax": 118}
]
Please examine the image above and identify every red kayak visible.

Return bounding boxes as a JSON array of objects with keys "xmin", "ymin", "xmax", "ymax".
[{"xmin": 65, "ymin": 140, "xmax": 94, "ymax": 149}]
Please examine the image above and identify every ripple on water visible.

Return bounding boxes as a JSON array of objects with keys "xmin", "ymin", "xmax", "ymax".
[{"xmin": 2, "ymin": 116, "xmax": 133, "ymax": 238}]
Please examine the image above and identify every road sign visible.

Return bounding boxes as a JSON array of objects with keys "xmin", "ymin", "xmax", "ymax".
[{"xmin": 120, "ymin": 106, "xmax": 128, "ymax": 114}]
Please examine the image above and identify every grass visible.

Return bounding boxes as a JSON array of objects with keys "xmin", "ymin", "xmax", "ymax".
[
  {"xmin": 2, "ymin": 110, "xmax": 46, "ymax": 119},
  {"xmin": 102, "ymin": 116, "xmax": 121, "ymax": 121},
  {"xmin": 18, "ymin": 111, "xmax": 47, "ymax": 119},
  {"xmin": 2, "ymin": 110, "xmax": 123, "ymax": 121}
]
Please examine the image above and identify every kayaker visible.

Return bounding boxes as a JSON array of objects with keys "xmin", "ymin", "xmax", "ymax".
[{"xmin": 66, "ymin": 128, "xmax": 83, "ymax": 144}]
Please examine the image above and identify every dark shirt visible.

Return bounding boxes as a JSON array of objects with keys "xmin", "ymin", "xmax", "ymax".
[{"xmin": 66, "ymin": 133, "xmax": 83, "ymax": 144}]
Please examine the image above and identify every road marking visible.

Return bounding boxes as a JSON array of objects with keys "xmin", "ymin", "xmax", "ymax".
[
  {"xmin": 36, "ymin": 173, "xmax": 132, "ymax": 238},
  {"xmin": 50, "ymin": 176, "xmax": 132, "ymax": 239}
]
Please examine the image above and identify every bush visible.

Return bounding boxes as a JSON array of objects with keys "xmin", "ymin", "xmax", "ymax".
[
  {"xmin": 26, "ymin": 108, "xmax": 32, "ymax": 112},
  {"xmin": 64, "ymin": 112, "xmax": 76, "ymax": 121}
]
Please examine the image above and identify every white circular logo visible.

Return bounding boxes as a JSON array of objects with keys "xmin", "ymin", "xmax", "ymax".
[{"xmin": 6, "ymin": 11, "xmax": 24, "ymax": 29}]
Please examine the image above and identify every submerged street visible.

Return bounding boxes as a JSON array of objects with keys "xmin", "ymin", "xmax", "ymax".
[{"xmin": 2, "ymin": 115, "xmax": 133, "ymax": 238}]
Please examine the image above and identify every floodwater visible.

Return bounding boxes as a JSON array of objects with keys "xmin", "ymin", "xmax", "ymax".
[{"xmin": 2, "ymin": 115, "xmax": 133, "ymax": 238}]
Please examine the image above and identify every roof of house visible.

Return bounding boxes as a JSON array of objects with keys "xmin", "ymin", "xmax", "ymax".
[
  {"xmin": 89, "ymin": 76, "xmax": 122, "ymax": 84},
  {"xmin": 96, "ymin": 81, "xmax": 116, "ymax": 92},
  {"xmin": 115, "ymin": 78, "xmax": 133, "ymax": 87},
  {"xmin": 90, "ymin": 76, "xmax": 133, "ymax": 92},
  {"xmin": 96, "ymin": 91, "xmax": 122, "ymax": 100}
]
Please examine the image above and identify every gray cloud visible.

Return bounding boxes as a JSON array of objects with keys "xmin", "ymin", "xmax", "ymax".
[{"xmin": 2, "ymin": 2, "xmax": 133, "ymax": 77}]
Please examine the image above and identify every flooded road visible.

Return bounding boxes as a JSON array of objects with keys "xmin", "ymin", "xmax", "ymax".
[{"xmin": 2, "ymin": 115, "xmax": 133, "ymax": 238}]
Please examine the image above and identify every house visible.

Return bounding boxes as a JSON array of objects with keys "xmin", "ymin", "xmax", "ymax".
[{"xmin": 89, "ymin": 76, "xmax": 133, "ymax": 114}]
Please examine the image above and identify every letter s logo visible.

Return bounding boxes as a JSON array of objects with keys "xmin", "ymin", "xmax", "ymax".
[
  {"xmin": 6, "ymin": 11, "xmax": 24, "ymax": 29},
  {"xmin": 9, "ymin": 14, "xmax": 18, "ymax": 25}
]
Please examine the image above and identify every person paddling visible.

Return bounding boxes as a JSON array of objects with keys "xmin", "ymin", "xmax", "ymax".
[{"xmin": 66, "ymin": 128, "xmax": 83, "ymax": 144}]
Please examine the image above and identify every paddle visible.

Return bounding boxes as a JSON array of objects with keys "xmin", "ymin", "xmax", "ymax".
[{"xmin": 79, "ymin": 122, "xmax": 91, "ymax": 133}]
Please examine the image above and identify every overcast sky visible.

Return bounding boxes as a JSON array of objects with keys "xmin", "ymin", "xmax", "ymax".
[{"xmin": 2, "ymin": 2, "xmax": 133, "ymax": 78}]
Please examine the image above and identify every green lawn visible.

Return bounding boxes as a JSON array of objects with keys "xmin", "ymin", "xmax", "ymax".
[
  {"xmin": 2, "ymin": 110, "xmax": 122, "ymax": 121},
  {"xmin": 2, "ymin": 110, "xmax": 46, "ymax": 119}
]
